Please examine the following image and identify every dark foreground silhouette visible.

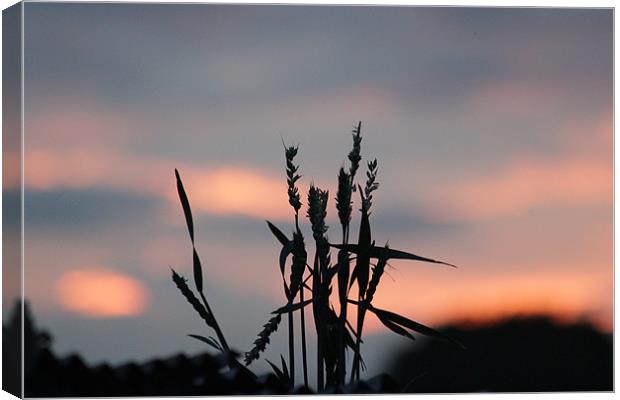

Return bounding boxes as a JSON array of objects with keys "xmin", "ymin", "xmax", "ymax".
[
  {"xmin": 3, "ymin": 302, "xmax": 612, "ymax": 396},
  {"xmin": 4, "ymin": 302, "xmax": 399, "ymax": 396},
  {"xmin": 387, "ymin": 316, "xmax": 613, "ymax": 392}
]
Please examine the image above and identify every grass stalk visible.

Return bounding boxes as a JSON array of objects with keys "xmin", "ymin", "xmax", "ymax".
[
  {"xmin": 200, "ymin": 292, "xmax": 230, "ymax": 352},
  {"xmin": 173, "ymin": 122, "xmax": 459, "ymax": 392},
  {"xmin": 299, "ymin": 279, "xmax": 309, "ymax": 387}
]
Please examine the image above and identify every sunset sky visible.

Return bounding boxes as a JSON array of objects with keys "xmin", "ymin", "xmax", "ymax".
[{"xmin": 6, "ymin": 3, "xmax": 612, "ymax": 380}]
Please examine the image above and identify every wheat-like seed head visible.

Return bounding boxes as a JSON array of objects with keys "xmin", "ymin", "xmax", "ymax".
[
  {"xmin": 307, "ymin": 185, "xmax": 329, "ymax": 241},
  {"xmin": 348, "ymin": 122, "xmax": 363, "ymax": 188},
  {"xmin": 336, "ymin": 168, "xmax": 352, "ymax": 228},
  {"xmin": 365, "ymin": 244, "xmax": 389, "ymax": 304},
  {"xmin": 244, "ymin": 314, "xmax": 282, "ymax": 365},
  {"xmin": 171, "ymin": 269, "xmax": 215, "ymax": 327},
  {"xmin": 285, "ymin": 145, "xmax": 302, "ymax": 213},
  {"xmin": 289, "ymin": 230, "xmax": 307, "ymax": 301},
  {"xmin": 363, "ymin": 159, "xmax": 379, "ymax": 213}
]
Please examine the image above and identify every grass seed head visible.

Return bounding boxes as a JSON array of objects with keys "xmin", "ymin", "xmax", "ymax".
[
  {"xmin": 171, "ymin": 269, "xmax": 215, "ymax": 327},
  {"xmin": 363, "ymin": 159, "xmax": 379, "ymax": 213},
  {"xmin": 365, "ymin": 244, "xmax": 389, "ymax": 305},
  {"xmin": 336, "ymin": 167, "xmax": 353, "ymax": 227},
  {"xmin": 289, "ymin": 230, "xmax": 307, "ymax": 300},
  {"xmin": 307, "ymin": 185, "xmax": 329, "ymax": 241},
  {"xmin": 244, "ymin": 313, "xmax": 282, "ymax": 365},
  {"xmin": 285, "ymin": 145, "xmax": 302, "ymax": 213},
  {"xmin": 348, "ymin": 122, "xmax": 363, "ymax": 187}
]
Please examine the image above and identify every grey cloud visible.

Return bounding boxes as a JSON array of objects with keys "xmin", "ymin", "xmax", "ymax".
[
  {"xmin": 23, "ymin": 188, "xmax": 162, "ymax": 231},
  {"xmin": 25, "ymin": 5, "xmax": 611, "ymax": 111}
]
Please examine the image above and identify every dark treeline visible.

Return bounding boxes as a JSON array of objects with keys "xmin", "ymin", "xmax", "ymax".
[
  {"xmin": 3, "ymin": 302, "xmax": 612, "ymax": 396},
  {"xmin": 4, "ymin": 302, "xmax": 399, "ymax": 397},
  {"xmin": 387, "ymin": 316, "xmax": 613, "ymax": 393}
]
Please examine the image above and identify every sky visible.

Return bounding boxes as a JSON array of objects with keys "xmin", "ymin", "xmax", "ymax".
[{"xmin": 5, "ymin": 3, "xmax": 613, "ymax": 382}]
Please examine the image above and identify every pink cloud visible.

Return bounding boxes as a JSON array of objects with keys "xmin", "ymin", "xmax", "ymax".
[
  {"xmin": 22, "ymin": 147, "xmax": 295, "ymax": 221},
  {"xmin": 468, "ymin": 81, "xmax": 576, "ymax": 118},
  {"xmin": 431, "ymin": 155, "xmax": 611, "ymax": 222},
  {"xmin": 168, "ymin": 167, "xmax": 292, "ymax": 220}
]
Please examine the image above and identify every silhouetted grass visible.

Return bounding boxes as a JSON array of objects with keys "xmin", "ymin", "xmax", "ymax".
[{"xmin": 171, "ymin": 122, "xmax": 459, "ymax": 392}]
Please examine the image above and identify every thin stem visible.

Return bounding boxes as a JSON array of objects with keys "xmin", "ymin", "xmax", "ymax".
[
  {"xmin": 300, "ymin": 280, "xmax": 309, "ymax": 387},
  {"xmin": 350, "ymin": 301, "xmax": 366, "ymax": 383},
  {"xmin": 337, "ymin": 227, "xmax": 349, "ymax": 386},
  {"xmin": 294, "ymin": 211, "xmax": 308, "ymax": 387},
  {"xmin": 313, "ymin": 253, "xmax": 324, "ymax": 391},
  {"xmin": 199, "ymin": 292, "xmax": 229, "ymax": 352},
  {"xmin": 288, "ymin": 311, "xmax": 295, "ymax": 386}
]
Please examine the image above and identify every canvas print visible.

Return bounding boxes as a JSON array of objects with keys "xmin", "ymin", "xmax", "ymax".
[{"xmin": 2, "ymin": 2, "xmax": 613, "ymax": 397}]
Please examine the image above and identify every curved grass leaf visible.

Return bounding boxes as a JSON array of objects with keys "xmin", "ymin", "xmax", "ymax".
[
  {"xmin": 266, "ymin": 359, "xmax": 292, "ymax": 387},
  {"xmin": 369, "ymin": 305, "xmax": 464, "ymax": 348},
  {"xmin": 352, "ymin": 187, "xmax": 372, "ymax": 296},
  {"xmin": 329, "ymin": 244, "xmax": 457, "ymax": 268},
  {"xmin": 280, "ymin": 355, "xmax": 290, "ymax": 381},
  {"xmin": 374, "ymin": 313, "xmax": 415, "ymax": 341},
  {"xmin": 266, "ymin": 221, "xmax": 294, "ymax": 293},
  {"xmin": 267, "ymin": 220, "xmax": 289, "ymax": 247},
  {"xmin": 289, "ymin": 231, "xmax": 307, "ymax": 300},
  {"xmin": 279, "ymin": 241, "xmax": 294, "ymax": 278},
  {"xmin": 175, "ymin": 169, "xmax": 195, "ymax": 243},
  {"xmin": 188, "ymin": 334, "xmax": 222, "ymax": 351},
  {"xmin": 337, "ymin": 249, "xmax": 349, "ymax": 309},
  {"xmin": 192, "ymin": 248, "xmax": 203, "ymax": 293},
  {"xmin": 272, "ymin": 298, "xmax": 313, "ymax": 314},
  {"xmin": 376, "ymin": 247, "xmax": 457, "ymax": 268},
  {"xmin": 266, "ymin": 359, "xmax": 284, "ymax": 379}
]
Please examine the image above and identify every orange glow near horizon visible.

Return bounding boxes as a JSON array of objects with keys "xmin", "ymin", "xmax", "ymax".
[
  {"xmin": 56, "ymin": 268, "xmax": 148, "ymax": 318},
  {"xmin": 359, "ymin": 267, "xmax": 612, "ymax": 334}
]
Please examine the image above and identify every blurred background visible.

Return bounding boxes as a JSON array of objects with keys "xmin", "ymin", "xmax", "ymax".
[{"xmin": 3, "ymin": 3, "xmax": 612, "ymax": 391}]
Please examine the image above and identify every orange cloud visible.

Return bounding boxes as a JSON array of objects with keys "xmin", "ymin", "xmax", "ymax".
[
  {"xmin": 23, "ymin": 147, "xmax": 293, "ymax": 221},
  {"xmin": 432, "ymin": 156, "xmax": 611, "ymax": 221},
  {"xmin": 167, "ymin": 167, "xmax": 292, "ymax": 220},
  {"xmin": 362, "ymin": 266, "xmax": 612, "ymax": 334},
  {"xmin": 56, "ymin": 268, "xmax": 149, "ymax": 317}
]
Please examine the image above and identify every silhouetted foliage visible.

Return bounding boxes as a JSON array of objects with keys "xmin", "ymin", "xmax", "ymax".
[
  {"xmin": 387, "ymin": 316, "xmax": 613, "ymax": 392},
  {"xmin": 172, "ymin": 122, "xmax": 459, "ymax": 392},
  {"xmin": 6, "ymin": 301, "xmax": 404, "ymax": 396}
]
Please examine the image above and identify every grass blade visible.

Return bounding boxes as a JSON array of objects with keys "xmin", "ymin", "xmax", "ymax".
[
  {"xmin": 374, "ymin": 313, "xmax": 415, "ymax": 341},
  {"xmin": 175, "ymin": 169, "xmax": 195, "ymax": 243},
  {"xmin": 289, "ymin": 231, "xmax": 307, "ymax": 301},
  {"xmin": 369, "ymin": 305, "xmax": 464, "ymax": 348},
  {"xmin": 272, "ymin": 298, "xmax": 313, "ymax": 314},
  {"xmin": 192, "ymin": 248, "xmax": 203, "ymax": 293},
  {"xmin": 266, "ymin": 359, "xmax": 293, "ymax": 388},
  {"xmin": 280, "ymin": 355, "xmax": 291, "ymax": 381},
  {"xmin": 279, "ymin": 241, "xmax": 294, "ymax": 279},
  {"xmin": 377, "ymin": 247, "xmax": 457, "ymax": 268},
  {"xmin": 266, "ymin": 359, "xmax": 285, "ymax": 380},
  {"xmin": 329, "ymin": 244, "xmax": 457, "ymax": 268},
  {"xmin": 188, "ymin": 334, "xmax": 223, "ymax": 351},
  {"xmin": 353, "ymin": 187, "xmax": 372, "ymax": 296},
  {"xmin": 266, "ymin": 220, "xmax": 290, "ymax": 246}
]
